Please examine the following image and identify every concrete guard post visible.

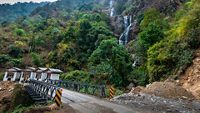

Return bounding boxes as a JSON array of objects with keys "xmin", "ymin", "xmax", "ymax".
[
  {"xmin": 109, "ymin": 85, "xmax": 116, "ymax": 99},
  {"xmin": 54, "ymin": 88, "xmax": 63, "ymax": 107}
]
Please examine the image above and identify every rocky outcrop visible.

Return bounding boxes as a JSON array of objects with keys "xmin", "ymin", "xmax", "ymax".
[
  {"xmin": 129, "ymin": 20, "xmax": 139, "ymax": 41},
  {"xmin": 110, "ymin": 16, "xmax": 124, "ymax": 35},
  {"xmin": 126, "ymin": 0, "xmax": 186, "ymax": 16}
]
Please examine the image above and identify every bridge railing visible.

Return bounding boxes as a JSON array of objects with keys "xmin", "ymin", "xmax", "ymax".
[
  {"xmin": 28, "ymin": 80, "xmax": 60, "ymax": 101},
  {"xmin": 46, "ymin": 79, "xmax": 106, "ymax": 97}
]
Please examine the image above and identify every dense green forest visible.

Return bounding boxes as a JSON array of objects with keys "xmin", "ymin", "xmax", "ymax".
[
  {"xmin": 0, "ymin": 2, "xmax": 47, "ymax": 23},
  {"xmin": 0, "ymin": 0, "xmax": 199, "ymax": 88}
]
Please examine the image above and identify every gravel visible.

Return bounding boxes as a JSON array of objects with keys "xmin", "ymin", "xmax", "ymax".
[{"xmin": 111, "ymin": 93, "xmax": 200, "ymax": 113}]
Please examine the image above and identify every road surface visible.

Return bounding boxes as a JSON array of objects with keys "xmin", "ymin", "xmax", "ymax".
[{"xmin": 61, "ymin": 89, "xmax": 153, "ymax": 113}]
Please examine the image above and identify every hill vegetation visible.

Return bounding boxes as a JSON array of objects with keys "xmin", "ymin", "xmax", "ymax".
[
  {"xmin": 0, "ymin": 0, "xmax": 199, "ymax": 88},
  {"xmin": 0, "ymin": 2, "xmax": 47, "ymax": 23}
]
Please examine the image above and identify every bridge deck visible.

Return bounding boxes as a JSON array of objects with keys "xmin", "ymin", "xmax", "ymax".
[
  {"xmin": 61, "ymin": 89, "xmax": 149, "ymax": 113},
  {"xmin": 25, "ymin": 80, "xmax": 153, "ymax": 113}
]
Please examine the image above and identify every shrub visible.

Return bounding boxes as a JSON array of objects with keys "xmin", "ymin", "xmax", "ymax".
[
  {"xmin": 10, "ymin": 58, "xmax": 22, "ymax": 67},
  {"xmin": 12, "ymin": 85, "xmax": 33, "ymax": 106},
  {"xmin": 31, "ymin": 53, "xmax": 43, "ymax": 67},
  {"xmin": 129, "ymin": 66, "xmax": 149, "ymax": 86},
  {"xmin": 15, "ymin": 28, "xmax": 26, "ymax": 36},
  {"xmin": 8, "ymin": 45, "xmax": 23, "ymax": 58},
  {"xmin": 146, "ymin": 0, "xmax": 200, "ymax": 82},
  {"xmin": 135, "ymin": 8, "xmax": 168, "ymax": 64},
  {"xmin": 0, "ymin": 54, "xmax": 11, "ymax": 65},
  {"xmin": 147, "ymin": 39, "xmax": 193, "ymax": 82},
  {"xmin": 61, "ymin": 70, "xmax": 91, "ymax": 83}
]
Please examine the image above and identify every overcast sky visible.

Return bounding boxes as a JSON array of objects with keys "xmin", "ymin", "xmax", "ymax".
[{"xmin": 0, "ymin": 0, "xmax": 57, "ymax": 4}]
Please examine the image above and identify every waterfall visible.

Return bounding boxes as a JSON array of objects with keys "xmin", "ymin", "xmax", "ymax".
[
  {"xmin": 109, "ymin": 0, "xmax": 114, "ymax": 17},
  {"xmin": 119, "ymin": 15, "xmax": 132, "ymax": 45}
]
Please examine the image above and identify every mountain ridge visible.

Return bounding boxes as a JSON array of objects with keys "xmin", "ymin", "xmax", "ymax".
[{"xmin": 0, "ymin": 2, "xmax": 47, "ymax": 23}]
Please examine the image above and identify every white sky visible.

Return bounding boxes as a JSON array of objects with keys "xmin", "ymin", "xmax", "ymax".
[{"xmin": 0, "ymin": 0, "xmax": 57, "ymax": 4}]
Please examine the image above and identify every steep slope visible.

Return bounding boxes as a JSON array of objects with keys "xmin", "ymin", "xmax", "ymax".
[
  {"xmin": 126, "ymin": 0, "xmax": 186, "ymax": 15},
  {"xmin": 110, "ymin": 0, "xmax": 186, "ymax": 41},
  {"xmin": 180, "ymin": 49, "xmax": 200, "ymax": 99}
]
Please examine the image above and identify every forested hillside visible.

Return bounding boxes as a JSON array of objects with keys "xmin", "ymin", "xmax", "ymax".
[
  {"xmin": 0, "ymin": 0, "xmax": 199, "ymax": 88},
  {"xmin": 31, "ymin": 0, "xmax": 108, "ymax": 18},
  {"xmin": 0, "ymin": 2, "xmax": 47, "ymax": 23}
]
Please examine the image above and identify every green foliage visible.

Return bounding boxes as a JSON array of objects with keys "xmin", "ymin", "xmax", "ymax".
[
  {"xmin": 14, "ymin": 28, "xmax": 26, "ymax": 36},
  {"xmin": 135, "ymin": 8, "xmax": 168, "ymax": 64},
  {"xmin": 0, "ymin": 2, "xmax": 46, "ymax": 23},
  {"xmin": 8, "ymin": 45, "xmax": 23, "ymax": 58},
  {"xmin": 0, "ymin": 54, "xmax": 11, "ymax": 65},
  {"xmin": 147, "ymin": 40, "xmax": 193, "ymax": 82},
  {"xmin": 89, "ymin": 62, "xmax": 113, "ymax": 85},
  {"xmin": 77, "ymin": 19, "xmax": 92, "ymax": 51},
  {"xmin": 0, "ymin": 55, "xmax": 22, "ymax": 67},
  {"xmin": 140, "ymin": 8, "xmax": 163, "ymax": 29},
  {"xmin": 89, "ymin": 38, "xmax": 132, "ymax": 87},
  {"xmin": 129, "ymin": 66, "xmax": 149, "ymax": 86},
  {"xmin": 139, "ymin": 23, "xmax": 164, "ymax": 50},
  {"xmin": 29, "ymin": 36, "xmax": 45, "ymax": 52},
  {"xmin": 137, "ymin": 22, "xmax": 165, "ymax": 63},
  {"xmin": 61, "ymin": 70, "xmax": 91, "ymax": 83},
  {"xmin": 12, "ymin": 85, "xmax": 33, "ymax": 107},
  {"xmin": 147, "ymin": 1, "xmax": 200, "ymax": 82},
  {"xmin": 46, "ymin": 12, "xmax": 113, "ymax": 71},
  {"xmin": 114, "ymin": 0, "xmax": 127, "ymax": 15},
  {"xmin": 10, "ymin": 58, "xmax": 22, "ymax": 67},
  {"xmin": 78, "ymin": 3, "xmax": 94, "ymax": 11},
  {"xmin": 0, "ymin": 0, "xmax": 198, "ymax": 88},
  {"xmin": 12, "ymin": 105, "xmax": 27, "ymax": 113},
  {"xmin": 31, "ymin": 53, "xmax": 43, "ymax": 66}
]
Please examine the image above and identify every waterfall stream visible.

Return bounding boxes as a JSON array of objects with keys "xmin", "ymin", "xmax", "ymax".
[
  {"xmin": 110, "ymin": 0, "xmax": 114, "ymax": 17},
  {"xmin": 119, "ymin": 15, "xmax": 132, "ymax": 45}
]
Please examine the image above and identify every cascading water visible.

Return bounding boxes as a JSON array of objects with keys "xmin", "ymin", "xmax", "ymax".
[
  {"xmin": 119, "ymin": 15, "xmax": 132, "ymax": 45},
  {"xmin": 109, "ymin": 0, "xmax": 114, "ymax": 17}
]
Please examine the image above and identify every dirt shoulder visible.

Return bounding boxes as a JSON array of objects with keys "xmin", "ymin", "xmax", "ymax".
[{"xmin": 23, "ymin": 104, "xmax": 80, "ymax": 113}]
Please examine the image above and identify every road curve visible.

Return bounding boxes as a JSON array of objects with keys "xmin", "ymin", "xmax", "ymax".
[{"xmin": 61, "ymin": 89, "xmax": 153, "ymax": 113}]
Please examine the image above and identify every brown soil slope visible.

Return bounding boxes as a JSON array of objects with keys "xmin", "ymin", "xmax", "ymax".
[
  {"xmin": 131, "ymin": 81, "xmax": 194, "ymax": 99},
  {"xmin": 180, "ymin": 49, "xmax": 200, "ymax": 99},
  {"xmin": 141, "ymin": 82, "xmax": 194, "ymax": 99},
  {"xmin": 0, "ymin": 81, "xmax": 15, "ymax": 113}
]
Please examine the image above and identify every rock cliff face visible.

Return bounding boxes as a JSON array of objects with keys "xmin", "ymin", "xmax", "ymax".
[
  {"xmin": 110, "ymin": 0, "xmax": 186, "ymax": 43},
  {"xmin": 127, "ymin": 0, "xmax": 186, "ymax": 15},
  {"xmin": 110, "ymin": 16, "xmax": 124, "ymax": 35}
]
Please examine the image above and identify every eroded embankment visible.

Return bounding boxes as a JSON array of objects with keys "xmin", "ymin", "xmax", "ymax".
[
  {"xmin": 112, "ymin": 81, "xmax": 200, "ymax": 113},
  {"xmin": 179, "ymin": 49, "xmax": 200, "ymax": 99},
  {"xmin": 0, "ymin": 81, "xmax": 33, "ymax": 113}
]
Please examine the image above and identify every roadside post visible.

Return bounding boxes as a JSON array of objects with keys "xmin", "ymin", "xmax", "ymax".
[
  {"xmin": 109, "ymin": 85, "xmax": 116, "ymax": 99},
  {"xmin": 54, "ymin": 88, "xmax": 63, "ymax": 107}
]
